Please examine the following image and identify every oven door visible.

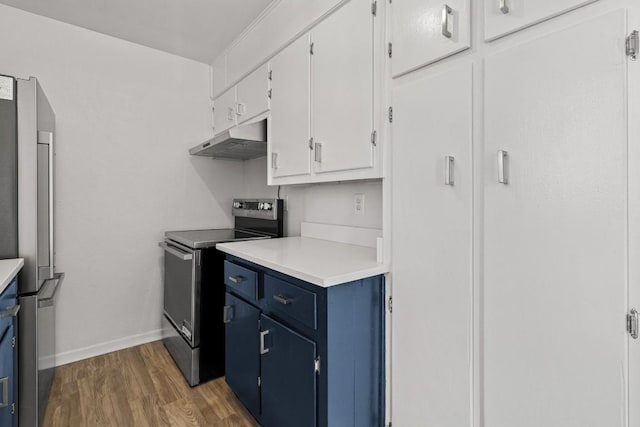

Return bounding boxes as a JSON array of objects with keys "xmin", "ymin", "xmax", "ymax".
[{"xmin": 159, "ymin": 241, "xmax": 200, "ymax": 347}]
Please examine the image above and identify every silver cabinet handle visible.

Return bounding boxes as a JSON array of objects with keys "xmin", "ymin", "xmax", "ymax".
[
  {"xmin": 260, "ymin": 330, "xmax": 270, "ymax": 354},
  {"xmin": 236, "ymin": 102, "xmax": 246, "ymax": 116},
  {"xmin": 442, "ymin": 5, "xmax": 453, "ymax": 38},
  {"xmin": 0, "ymin": 377, "xmax": 7, "ymax": 409},
  {"xmin": 314, "ymin": 142, "xmax": 322, "ymax": 163},
  {"xmin": 228, "ymin": 275, "xmax": 245, "ymax": 284},
  {"xmin": 629, "ymin": 308, "xmax": 639, "ymax": 339},
  {"xmin": 227, "ymin": 107, "xmax": 234, "ymax": 121},
  {"xmin": 38, "ymin": 272, "xmax": 64, "ymax": 308},
  {"xmin": 0, "ymin": 305, "xmax": 20, "ymax": 319},
  {"xmin": 273, "ymin": 294, "xmax": 291, "ymax": 305},
  {"xmin": 158, "ymin": 242, "xmax": 193, "ymax": 261},
  {"xmin": 223, "ymin": 305, "xmax": 234, "ymax": 324},
  {"xmin": 272, "ymin": 152, "xmax": 278, "ymax": 170},
  {"xmin": 444, "ymin": 156, "xmax": 455, "ymax": 186},
  {"xmin": 499, "ymin": 0, "xmax": 510, "ymax": 14},
  {"xmin": 498, "ymin": 150, "xmax": 509, "ymax": 184}
]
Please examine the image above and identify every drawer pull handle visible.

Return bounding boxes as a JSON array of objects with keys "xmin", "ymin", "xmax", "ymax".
[
  {"xmin": 0, "ymin": 377, "xmax": 7, "ymax": 409},
  {"xmin": 444, "ymin": 155, "xmax": 455, "ymax": 186},
  {"xmin": 228, "ymin": 275, "xmax": 245, "ymax": 284},
  {"xmin": 0, "ymin": 305, "xmax": 20, "ymax": 319},
  {"xmin": 273, "ymin": 294, "xmax": 291, "ymax": 305},
  {"xmin": 442, "ymin": 5, "xmax": 453, "ymax": 39},
  {"xmin": 260, "ymin": 330, "xmax": 270, "ymax": 355},
  {"xmin": 223, "ymin": 305, "xmax": 234, "ymax": 324}
]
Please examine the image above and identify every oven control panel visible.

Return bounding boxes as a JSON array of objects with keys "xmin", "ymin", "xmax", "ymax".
[{"xmin": 232, "ymin": 199, "xmax": 282, "ymax": 220}]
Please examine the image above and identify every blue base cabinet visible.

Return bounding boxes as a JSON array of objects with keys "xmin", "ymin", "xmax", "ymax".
[
  {"xmin": 0, "ymin": 278, "xmax": 18, "ymax": 427},
  {"xmin": 223, "ymin": 255, "xmax": 385, "ymax": 427}
]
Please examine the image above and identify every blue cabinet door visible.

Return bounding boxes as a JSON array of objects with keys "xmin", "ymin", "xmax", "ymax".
[
  {"xmin": 224, "ymin": 293, "xmax": 260, "ymax": 418},
  {"xmin": 0, "ymin": 324, "xmax": 15, "ymax": 427},
  {"xmin": 260, "ymin": 314, "xmax": 316, "ymax": 427}
]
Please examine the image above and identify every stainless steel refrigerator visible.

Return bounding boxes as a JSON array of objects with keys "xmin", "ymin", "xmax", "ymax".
[{"xmin": 0, "ymin": 75, "xmax": 64, "ymax": 427}]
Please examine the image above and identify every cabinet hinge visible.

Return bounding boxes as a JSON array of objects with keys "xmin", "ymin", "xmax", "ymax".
[
  {"xmin": 627, "ymin": 30, "xmax": 639, "ymax": 61},
  {"xmin": 371, "ymin": 1, "xmax": 377, "ymax": 16},
  {"xmin": 310, "ymin": 42, "xmax": 315, "ymax": 55},
  {"xmin": 371, "ymin": 130, "xmax": 377, "ymax": 146},
  {"xmin": 314, "ymin": 356, "xmax": 321, "ymax": 374},
  {"xmin": 388, "ymin": 296, "xmax": 393, "ymax": 313},
  {"xmin": 628, "ymin": 308, "xmax": 639, "ymax": 339},
  {"xmin": 388, "ymin": 42, "xmax": 393, "ymax": 58},
  {"xmin": 258, "ymin": 376, "xmax": 262, "ymax": 387},
  {"xmin": 388, "ymin": 106, "xmax": 393, "ymax": 123},
  {"xmin": 11, "ymin": 336, "xmax": 15, "ymax": 348},
  {"xmin": 268, "ymin": 88, "xmax": 272, "ymax": 99},
  {"xmin": 309, "ymin": 137, "xmax": 314, "ymax": 150},
  {"xmin": 268, "ymin": 69, "xmax": 273, "ymax": 80}
]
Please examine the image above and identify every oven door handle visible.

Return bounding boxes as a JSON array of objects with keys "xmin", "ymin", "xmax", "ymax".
[
  {"xmin": 159, "ymin": 242, "xmax": 193, "ymax": 261},
  {"xmin": 38, "ymin": 272, "xmax": 65, "ymax": 308}
]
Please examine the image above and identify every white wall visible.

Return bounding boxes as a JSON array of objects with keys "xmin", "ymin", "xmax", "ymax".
[
  {"xmin": 241, "ymin": 157, "xmax": 382, "ymax": 236},
  {"xmin": 0, "ymin": 4, "xmax": 244, "ymax": 364}
]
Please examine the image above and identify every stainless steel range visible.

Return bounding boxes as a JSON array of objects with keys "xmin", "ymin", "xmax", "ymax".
[{"xmin": 159, "ymin": 199, "xmax": 284, "ymax": 386}]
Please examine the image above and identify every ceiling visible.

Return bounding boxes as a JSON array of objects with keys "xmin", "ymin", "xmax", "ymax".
[{"xmin": 0, "ymin": 0, "xmax": 272, "ymax": 64}]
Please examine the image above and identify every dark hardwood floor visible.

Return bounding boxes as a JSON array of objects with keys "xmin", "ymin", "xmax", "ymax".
[{"xmin": 43, "ymin": 341, "xmax": 259, "ymax": 427}]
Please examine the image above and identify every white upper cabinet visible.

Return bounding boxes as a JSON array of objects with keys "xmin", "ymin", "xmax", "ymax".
[
  {"xmin": 236, "ymin": 64, "xmax": 270, "ymax": 125},
  {"xmin": 213, "ymin": 86, "xmax": 237, "ymax": 135},
  {"xmin": 484, "ymin": 0, "xmax": 597, "ymax": 40},
  {"xmin": 392, "ymin": 0, "xmax": 470, "ymax": 77},
  {"xmin": 312, "ymin": 0, "xmax": 375, "ymax": 174},
  {"xmin": 269, "ymin": 35, "xmax": 311, "ymax": 180}
]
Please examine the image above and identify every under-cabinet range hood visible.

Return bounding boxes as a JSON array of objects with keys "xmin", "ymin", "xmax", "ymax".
[{"xmin": 189, "ymin": 119, "xmax": 267, "ymax": 160}]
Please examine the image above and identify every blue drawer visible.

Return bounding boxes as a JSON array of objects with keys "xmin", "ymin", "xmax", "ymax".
[
  {"xmin": 264, "ymin": 274, "xmax": 317, "ymax": 330},
  {"xmin": 0, "ymin": 323, "xmax": 15, "ymax": 427},
  {"xmin": 224, "ymin": 261, "xmax": 258, "ymax": 301}
]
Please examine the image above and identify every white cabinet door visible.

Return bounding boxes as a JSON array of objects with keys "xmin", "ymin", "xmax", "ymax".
[
  {"xmin": 484, "ymin": 0, "xmax": 597, "ymax": 40},
  {"xmin": 484, "ymin": 11, "xmax": 628, "ymax": 427},
  {"xmin": 213, "ymin": 86, "xmax": 237, "ymax": 135},
  {"xmin": 312, "ymin": 0, "xmax": 374, "ymax": 174},
  {"xmin": 391, "ymin": 64, "xmax": 473, "ymax": 427},
  {"xmin": 236, "ymin": 63, "xmax": 270, "ymax": 125},
  {"xmin": 269, "ymin": 34, "xmax": 311, "ymax": 179},
  {"xmin": 392, "ymin": 0, "xmax": 470, "ymax": 77}
]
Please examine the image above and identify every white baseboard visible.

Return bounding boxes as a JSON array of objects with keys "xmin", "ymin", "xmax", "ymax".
[{"xmin": 54, "ymin": 328, "xmax": 164, "ymax": 367}]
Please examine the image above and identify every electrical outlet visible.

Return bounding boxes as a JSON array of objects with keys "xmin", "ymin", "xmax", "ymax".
[{"xmin": 354, "ymin": 193, "xmax": 365, "ymax": 216}]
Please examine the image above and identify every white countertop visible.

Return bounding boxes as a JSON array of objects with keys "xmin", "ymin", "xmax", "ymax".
[
  {"xmin": 0, "ymin": 259, "xmax": 23, "ymax": 295},
  {"xmin": 217, "ymin": 237, "xmax": 388, "ymax": 287}
]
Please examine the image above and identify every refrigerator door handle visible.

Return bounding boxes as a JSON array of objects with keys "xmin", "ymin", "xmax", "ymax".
[{"xmin": 38, "ymin": 272, "xmax": 64, "ymax": 308}]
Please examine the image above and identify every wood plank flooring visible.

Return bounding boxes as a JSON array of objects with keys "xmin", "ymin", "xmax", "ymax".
[{"xmin": 43, "ymin": 341, "xmax": 259, "ymax": 427}]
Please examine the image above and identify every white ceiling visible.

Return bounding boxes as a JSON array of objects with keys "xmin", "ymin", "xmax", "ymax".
[{"xmin": 0, "ymin": 0, "xmax": 272, "ymax": 64}]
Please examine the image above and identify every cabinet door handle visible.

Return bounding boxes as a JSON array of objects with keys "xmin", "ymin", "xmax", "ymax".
[
  {"xmin": 228, "ymin": 275, "xmax": 245, "ymax": 284},
  {"xmin": 223, "ymin": 305, "xmax": 234, "ymax": 324},
  {"xmin": 271, "ymin": 153, "xmax": 278, "ymax": 170},
  {"xmin": 260, "ymin": 330, "xmax": 270, "ymax": 355},
  {"xmin": 444, "ymin": 156, "xmax": 455, "ymax": 186},
  {"xmin": 236, "ymin": 102, "xmax": 246, "ymax": 116},
  {"xmin": 499, "ymin": 0, "xmax": 510, "ymax": 14},
  {"xmin": 0, "ymin": 377, "xmax": 7, "ymax": 409},
  {"xmin": 273, "ymin": 294, "xmax": 291, "ymax": 305},
  {"xmin": 227, "ymin": 107, "xmax": 234, "ymax": 121},
  {"xmin": 442, "ymin": 5, "xmax": 453, "ymax": 39},
  {"xmin": 314, "ymin": 142, "xmax": 322, "ymax": 163},
  {"xmin": 498, "ymin": 150, "xmax": 509, "ymax": 184}
]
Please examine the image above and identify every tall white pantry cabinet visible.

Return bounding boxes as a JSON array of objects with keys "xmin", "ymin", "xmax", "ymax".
[{"xmin": 390, "ymin": 1, "xmax": 640, "ymax": 426}]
